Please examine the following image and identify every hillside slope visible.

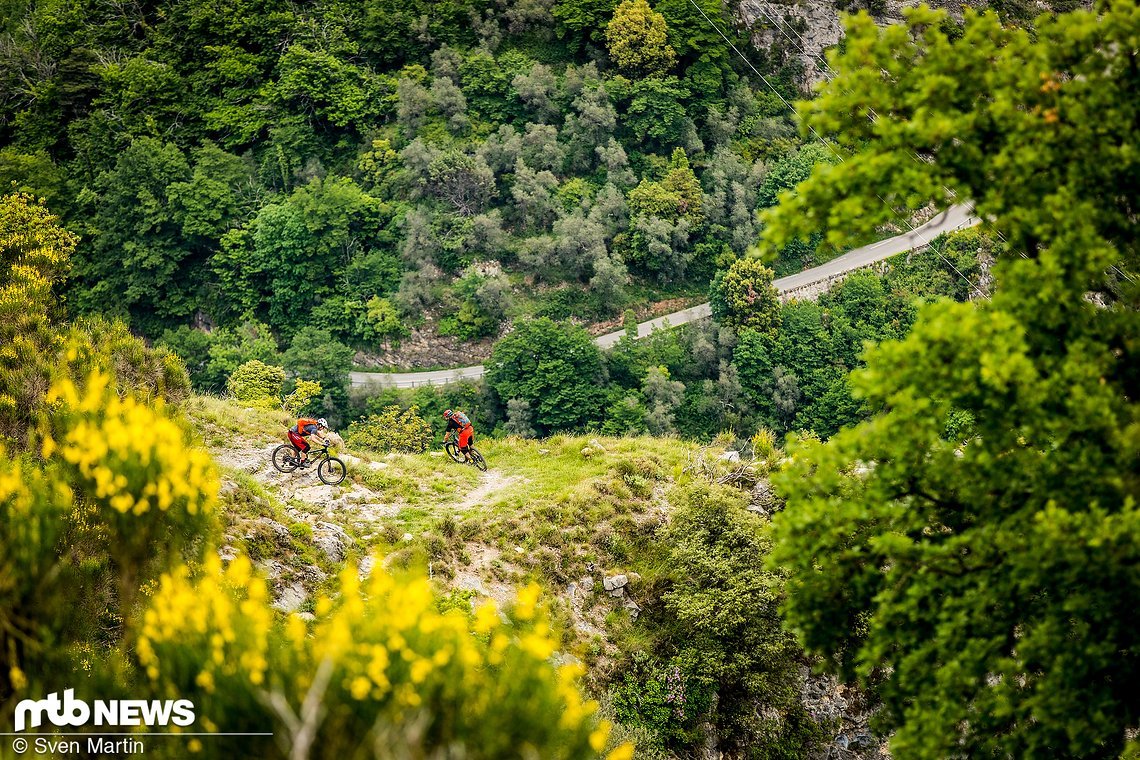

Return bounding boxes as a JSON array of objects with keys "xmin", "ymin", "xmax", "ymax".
[{"xmin": 190, "ymin": 394, "xmax": 884, "ymax": 758}]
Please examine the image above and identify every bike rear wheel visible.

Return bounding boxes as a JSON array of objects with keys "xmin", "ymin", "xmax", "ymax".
[
  {"xmin": 469, "ymin": 448, "xmax": 488, "ymax": 472},
  {"xmin": 444, "ymin": 442, "xmax": 465, "ymax": 464},
  {"xmin": 318, "ymin": 457, "xmax": 347, "ymax": 486},
  {"xmin": 272, "ymin": 444, "xmax": 300, "ymax": 472}
]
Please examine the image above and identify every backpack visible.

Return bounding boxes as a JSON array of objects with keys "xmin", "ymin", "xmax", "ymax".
[
  {"xmin": 296, "ymin": 417, "xmax": 319, "ymax": 432},
  {"xmin": 453, "ymin": 411, "xmax": 471, "ymax": 428}
]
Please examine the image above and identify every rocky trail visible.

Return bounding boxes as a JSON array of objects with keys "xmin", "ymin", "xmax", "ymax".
[{"xmin": 212, "ymin": 438, "xmax": 533, "ymax": 612}]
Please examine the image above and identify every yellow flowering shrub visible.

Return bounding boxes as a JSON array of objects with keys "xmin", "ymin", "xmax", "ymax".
[
  {"xmin": 0, "ymin": 371, "xmax": 207, "ymax": 696},
  {"xmin": 43, "ymin": 370, "xmax": 217, "ymax": 604},
  {"xmin": 0, "ymin": 448, "xmax": 73, "ymax": 694},
  {"xmin": 0, "ymin": 356, "xmax": 220, "ymax": 697},
  {"xmin": 0, "ymin": 192, "xmax": 76, "ymax": 445},
  {"xmin": 60, "ymin": 317, "xmax": 193, "ymax": 406},
  {"xmin": 138, "ymin": 558, "xmax": 632, "ymax": 759}
]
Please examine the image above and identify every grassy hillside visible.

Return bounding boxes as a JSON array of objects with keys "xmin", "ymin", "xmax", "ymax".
[{"xmin": 191, "ymin": 393, "xmax": 880, "ymax": 757}]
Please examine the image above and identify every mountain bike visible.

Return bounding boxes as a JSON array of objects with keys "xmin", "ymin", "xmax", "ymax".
[
  {"xmin": 271, "ymin": 442, "xmax": 347, "ymax": 485},
  {"xmin": 444, "ymin": 433, "xmax": 487, "ymax": 472}
]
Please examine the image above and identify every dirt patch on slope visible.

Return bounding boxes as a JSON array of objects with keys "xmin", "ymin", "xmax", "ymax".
[{"xmin": 455, "ymin": 471, "xmax": 527, "ymax": 511}]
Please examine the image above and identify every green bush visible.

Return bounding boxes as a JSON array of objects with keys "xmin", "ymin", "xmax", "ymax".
[
  {"xmin": 345, "ymin": 404, "xmax": 433, "ymax": 453},
  {"xmin": 611, "ymin": 482, "xmax": 826, "ymax": 755},
  {"xmin": 283, "ymin": 378, "xmax": 322, "ymax": 415},
  {"xmin": 226, "ymin": 360, "xmax": 286, "ymax": 407},
  {"xmin": 486, "ymin": 318, "xmax": 607, "ymax": 434},
  {"xmin": 610, "ymin": 652, "xmax": 713, "ymax": 750}
]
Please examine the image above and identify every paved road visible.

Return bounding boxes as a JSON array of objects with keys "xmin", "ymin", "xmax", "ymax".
[{"xmin": 351, "ymin": 204, "xmax": 979, "ymax": 389}]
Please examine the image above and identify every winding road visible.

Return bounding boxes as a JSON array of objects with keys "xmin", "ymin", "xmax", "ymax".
[{"xmin": 351, "ymin": 204, "xmax": 979, "ymax": 389}]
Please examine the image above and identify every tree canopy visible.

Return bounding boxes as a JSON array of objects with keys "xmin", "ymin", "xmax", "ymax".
[
  {"xmin": 765, "ymin": 2, "xmax": 1140, "ymax": 757},
  {"xmin": 485, "ymin": 317, "xmax": 607, "ymax": 434}
]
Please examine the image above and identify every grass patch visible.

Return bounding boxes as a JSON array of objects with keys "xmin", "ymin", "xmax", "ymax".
[{"xmin": 186, "ymin": 394, "xmax": 291, "ymax": 446}]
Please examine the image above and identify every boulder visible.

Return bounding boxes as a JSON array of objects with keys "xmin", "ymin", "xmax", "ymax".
[
  {"xmin": 603, "ymin": 574, "xmax": 628, "ymax": 591},
  {"xmin": 272, "ymin": 582, "xmax": 306, "ymax": 613},
  {"xmin": 313, "ymin": 521, "xmax": 354, "ymax": 563}
]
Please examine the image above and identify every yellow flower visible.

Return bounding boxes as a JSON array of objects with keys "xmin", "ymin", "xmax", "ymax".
[
  {"xmin": 195, "ymin": 671, "xmax": 215, "ymax": 693},
  {"xmin": 515, "ymin": 583, "xmax": 541, "ymax": 621},
  {"xmin": 350, "ymin": 676, "xmax": 371, "ymax": 700},
  {"xmin": 606, "ymin": 743, "xmax": 635, "ymax": 760},
  {"xmin": 520, "ymin": 633, "xmax": 556, "ymax": 661},
  {"xmin": 590, "ymin": 721, "xmax": 612, "ymax": 752},
  {"xmin": 410, "ymin": 659, "xmax": 432, "ymax": 684},
  {"xmin": 473, "ymin": 602, "xmax": 500, "ymax": 633}
]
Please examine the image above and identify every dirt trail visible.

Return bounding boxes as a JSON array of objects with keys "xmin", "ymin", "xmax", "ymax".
[{"xmin": 456, "ymin": 470, "xmax": 526, "ymax": 511}]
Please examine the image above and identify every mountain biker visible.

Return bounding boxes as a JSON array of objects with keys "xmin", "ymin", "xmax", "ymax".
[
  {"xmin": 442, "ymin": 409, "xmax": 474, "ymax": 462},
  {"xmin": 288, "ymin": 417, "xmax": 329, "ymax": 468}
]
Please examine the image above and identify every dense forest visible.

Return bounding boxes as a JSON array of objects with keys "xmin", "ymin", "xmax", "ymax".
[
  {"xmin": 0, "ymin": 0, "xmax": 809, "ymax": 339},
  {"xmin": 0, "ymin": 0, "xmax": 1008, "ymax": 440}
]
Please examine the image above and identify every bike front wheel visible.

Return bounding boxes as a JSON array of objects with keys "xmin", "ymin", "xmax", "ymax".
[
  {"xmin": 318, "ymin": 457, "xmax": 347, "ymax": 486},
  {"xmin": 469, "ymin": 448, "xmax": 488, "ymax": 472},
  {"xmin": 444, "ymin": 442, "xmax": 465, "ymax": 463},
  {"xmin": 272, "ymin": 444, "xmax": 300, "ymax": 472}
]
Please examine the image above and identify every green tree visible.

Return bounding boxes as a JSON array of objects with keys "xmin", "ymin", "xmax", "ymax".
[
  {"xmin": 654, "ymin": 0, "xmax": 737, "ymax": 99},
  {"xmin": 605, "ymin": 0, "xmax": 676, "ymax": 79},
  {"xmin": 362, "ymin": 296, "xmax": 407, "ymax": 342},
  {"xmin": 213, "ymin": 177, "xmax": 396, "ymax": 333},
  {"xmin": 621, "ymin": 76, "xmax": 690, "ymax": 150},
  {"xmin": 486, "ymin": 318, "xmax": 606, "ymax": 434},
  {"xmin": 270, "ymin": 45, "xmax": 379, "ymax": 130},
  {"xmin": 641, "ymin": 365, "xmax": 684, "ymax": 435},
  {"xmin": 552, "ymin": 0, "xmax": 619, "ymax": 48},
  {"xmin": 282, "ymin": 326, "xmax": 353, "ymax": 420},
  {"xmin": 755, "ymin": 143, "xmax": 835, "ymax": 210},
  {"xmin": 345, "ymin": 404, "xmax": 432, "ymax": 453},
  {"xmin": 765, "ymin": 4, "xmax": 1140, "ymax": 758},
  {"xmin": 454, "ymin": 267, "xmax": 512, "ymax": 340},
  {"xmin": 601, "ymin": 394, "xmax": 647, "ymax": 436},
  {"xmin": 616, "ymin": 482, "xmax": 823, "ymax": 753},
  {"xmin": 0, "ymin": 150, "xmax": 67, "ymax": 210},
  {"xmin": 709, "ymin": 258, "xmax": 780, "ymax": 334},
  {"xmin": 77, "ymin": 137, "xmax": 195, "ymax": 330}
]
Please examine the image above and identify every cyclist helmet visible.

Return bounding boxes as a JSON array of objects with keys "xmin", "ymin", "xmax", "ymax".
[
  {"xmin": 317, "ymin": 418, "xmax": 328, "ymax": 429},
  {"xmin": 443, "ymin": 409, "xmax": 454, "ymax": 419}
]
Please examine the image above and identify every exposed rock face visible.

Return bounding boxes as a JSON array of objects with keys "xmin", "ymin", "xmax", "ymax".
[
  {"xmin": 272, "ymin": 582, "xmax": 307, "ymax": 613},
  {"xmin": 734, "ymin": 0, "xmax": 999, "ymax": 84},
  {"xmin": 737, "ymin": 0, "xmax": 843, "ymax": 82},
  {"xmin": 353, "ymin": 327, "xmax": 495, "ymax": 370},
  {"xmin": 800, "ymin": 667, "xmax": 887, "ymax": 759},
  {"xmin": 313, "ymin": 521, "xmax": 354, "ymax": 563},
  {"xmin": 748, "ymin": 480, "xmax": 784, "ymax": 516}
]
